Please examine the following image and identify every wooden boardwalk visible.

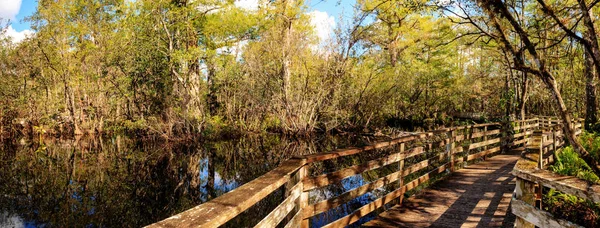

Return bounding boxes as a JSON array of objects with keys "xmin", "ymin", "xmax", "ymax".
[{"xmin": 363, "ymin": 152, "xmax": 520, "ymax": 228}]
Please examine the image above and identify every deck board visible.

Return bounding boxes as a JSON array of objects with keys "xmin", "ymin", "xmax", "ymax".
[{"xmin": 362, "ymin": 153, "xmax": 520, "ymax": 228}]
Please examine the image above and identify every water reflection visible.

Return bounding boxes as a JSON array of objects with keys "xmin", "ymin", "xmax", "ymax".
[{"xmin": 0, "ymin": 134, "xmax": 372, "ymax": 227}]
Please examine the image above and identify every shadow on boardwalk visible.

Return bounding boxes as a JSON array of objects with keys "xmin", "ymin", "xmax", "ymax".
[{"xmin": 362, "ymin": 153, "xmax": 519, "ymax": 228}]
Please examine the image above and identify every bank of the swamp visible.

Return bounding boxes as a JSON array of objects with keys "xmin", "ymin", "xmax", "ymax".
[{"xmin": 0, "ymin": 113, "xmax": 495, "ymax": 142}]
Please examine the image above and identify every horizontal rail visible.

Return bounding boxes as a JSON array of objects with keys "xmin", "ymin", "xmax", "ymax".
[
  {"xmin": 146, "ymin": 158, "xmax": 306, "ymax": 228},
  {"xmin": 304, "ymin": 169, "xmax": 403, "ymax": 218},
  {"xmin": 303, "ymin": 147, "xmax": 424, "ymax": 191},
  {"xmin": 303, "ymin": 134, "xmax": 427, "ymax": 162},
  {"xmin": 148, "ymin": 117, "xmax": 583, "ymax": 228},
  {"xmin": 255, "ymin": 181, "xmax": 303, "ymax": 227},
  {"xmin": 513, "ymin": 169, "xmax": 600, "ymax": 204},
  {"xmin": 511, "ymin": 197, "xmax": 582, "ymax": 228},
  {"xmin": 511, "ymin": 120, "xmax": 595, "ymax": 228}
]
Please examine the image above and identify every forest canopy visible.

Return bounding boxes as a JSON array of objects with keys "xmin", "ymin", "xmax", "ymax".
[{"xmin": 0, "ymin": 0, "xmax": 596, "ymax": 139}]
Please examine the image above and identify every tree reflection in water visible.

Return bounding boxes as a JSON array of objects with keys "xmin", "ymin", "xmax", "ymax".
[{"xmin": 0, "ymin": 134, "xmax": 371, "ymax": 227}]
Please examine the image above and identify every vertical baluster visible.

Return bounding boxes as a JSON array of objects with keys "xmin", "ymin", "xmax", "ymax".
[
  {"xmin": 514, "ymin": 178, "xmax": 536, "ymax": 228},
  {"xmin": 397, "ymin": 143, "xmax": 405, "ymax": 205},
  {"xmin": 299, "ymin": 164, "xmax": 309, "ymax": 228},
  {"xmin": 447, "ymin": 129, "xmax": 455, "ymax": 172},
  {"xmin": 483, "ymin": 126, "xmax": 488, "ymax": 160}
]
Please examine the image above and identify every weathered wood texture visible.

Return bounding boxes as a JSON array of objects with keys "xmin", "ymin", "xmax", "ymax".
[
  {"xmin": 363, "ymin": 154, "xmax": 520, "ymax": 227},
  {"xmin": 147, "ymin": 117, "xmax": 585, "ymax": 228},
  {"xmin": 511, "ymin": 198, "xmax": 583, "ymax": 228},
  {"xmin": 511, "ymin": 120, "xmax": 594, "ymax": 228},
  {"xmin": 146, "ymin": 158, "xmax": 306, "ymax": 228},
  {"xmin": 514, "ymin": 169, "xmax": 600, "ymax": 204}
]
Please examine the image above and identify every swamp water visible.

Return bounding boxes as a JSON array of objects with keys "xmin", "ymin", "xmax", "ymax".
[{"xmin": 0, "ymin": 134, "xmax": 389, "ymax": 227}]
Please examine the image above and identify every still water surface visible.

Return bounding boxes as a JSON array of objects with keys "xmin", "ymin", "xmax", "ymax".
[{"xmin": 0, "ymin": 134, "xmax": 379, "ymax": 227}]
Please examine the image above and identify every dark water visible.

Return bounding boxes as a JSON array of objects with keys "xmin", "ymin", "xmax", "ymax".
[{"xmin": 0, "ymin": 134, "xmax": 378, "ymax": 227}]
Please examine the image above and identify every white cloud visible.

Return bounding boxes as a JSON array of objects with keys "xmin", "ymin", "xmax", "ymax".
[
  {"xmin": 4, "ymin": 25, "xmax": 33, "ymax": 43},
  {"xmin": 308, "ymin": 10, "xmax": 335, "ymax": 43},
  {"xmin": 235, "ymin": 0, "xmax": 259, "ymax": 11},
  {"xmin": 0, "ymin": 0, "xmax": 22, "ymax": 20},
  {"xmin": 216, "ymin": 40, "xmax": 249, "ymax": 60}
]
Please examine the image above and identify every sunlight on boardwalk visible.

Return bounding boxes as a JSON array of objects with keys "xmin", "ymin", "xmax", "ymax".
[{"xmin": 363, "ymin": 154, "xmax": 519, "ymax": 228}]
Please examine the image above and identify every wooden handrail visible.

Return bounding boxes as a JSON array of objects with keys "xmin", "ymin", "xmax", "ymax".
[
  {"xmin": 146, "ymin": 117, "xmax": 557, "ymax": 228},
  {"xmin": 510, "ymin": 120, "xmax": 599, "ymax": 228},
  {"xmin": 146, "ymin": 158, "xmax": 307, "ymax": 228},
  {"xmin": 513, "ymin": 169, "xmax": 600, "ymax": 204}
]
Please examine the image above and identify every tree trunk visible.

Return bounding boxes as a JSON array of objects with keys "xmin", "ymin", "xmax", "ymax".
[
  {"xmin": 280, "ymin": 0, "xmax": 293, "ymax": 106},
  {"xmin": 537, "ymin": 67, "xmax": 600, "ymax": 174},
  {"xmin": 585, "ymin": 50, "xmax": 597, "ymax": 130},
  {"xmin": 481, "ymin": 0, "xmax": 600, "ymax": 174},
  {"xmin": 578, "ymin": 0, "xmax": 600, "ymax": 80},
  {"xmin": 206, "ymin": 59, "xmax": 218, "ymax": 116},
  {"xmin": 518, "ymin": 72, "xmax": 528, "ymax": 120}
]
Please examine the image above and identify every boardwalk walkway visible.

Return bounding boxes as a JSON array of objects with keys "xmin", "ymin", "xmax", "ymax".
[
  {"xmin": 363, "ymin": 151, "xmax": 521, "ymax": 228},
  {"xmin": 148, "ymin": 118, "xmax": 571, "ymax": 228}
]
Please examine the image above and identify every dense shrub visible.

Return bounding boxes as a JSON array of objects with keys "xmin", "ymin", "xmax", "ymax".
[
  {"xmin": 545, "ymin": 132, "xmax": 600, "ymax": 226},
  {"xmin": 550, "ymin": 146, "xmax": 599, "ymax": 183}
]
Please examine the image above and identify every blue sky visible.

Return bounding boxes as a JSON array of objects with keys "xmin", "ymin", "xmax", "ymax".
[
  {"xmin": 11, "ymin": 0, "xmax": 36, "ymax": 31},
  {"xmin": 2, "ymin": 0, "xmax": 357, "ymax": 40}
]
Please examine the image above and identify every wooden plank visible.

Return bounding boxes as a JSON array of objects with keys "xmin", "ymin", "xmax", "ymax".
[
  {"xmin": 254, "ymin": 182, "xmax": 302, "ymax": 228},
  {"xmin": 452, "ymin": 146, "xmax": 464, "ymax": 154},
  {"xmin": 466, "ymin": 147, "xmax": 500, "ymax": 161},
  {"xmin": 452, "ymin": 122, "xmax": 499, "ymax": 131},
  {"xmin": 283, "ymin": 208, "xmax": 302, "ymax": 228},
  {"xmin": 513, "ymin": 118, "xmax": 539, "ymax": 123},
  {"xmin": 403, "ymin": 164, "xmax": 448, "ymax": 192},
  {"xmin": 303, "ymin": 147, "xmax": 424, "ymax": 191},
  {"xmin": 514, "ymin": 124, "xmax": 536, "ymax": 131},
  {"xmin": 511, "ymin": 198, "xmax": 583, "ymax": 228},
  {"xmin": 321, "ymin": 186, "xmax": 404, "ymax": 228},
  {"xmin": 303, "ymin": 136, "xmax": 424, "ymax": 162},
  {"xmin": 472, "ymin": 122, "xmax": 501, "ymax": 127},
  {"xmin": 304, "ymin": 152, "xmax": 444, "ymax": 218},
  {"xmin": 303, "ymin": 153, "xmax": 401, "ymax": 191},
  {"xmin": 468, "ymin": 137, "xmax": 500, "ymax": 150},
  {"xmin": 320, "ymin": 164, "xmax": 447, "ymax": 228},
  {"xmin": 513, "ymin": 130, "xmax": 533, "ymax": 138},
  {"xmin": 146, "ymin": 158, "xmax": 306, "ymax": 228},
  {"xmin": 402, "ymin": 157, "xmax": 438, "ymax": 177},
  {"xmin": 513, "ymin": 169, "xmax": 600, "ymax": 204},
  {"xmin": 508, "ymin": 138, "xmax": 528, "ymax": 147},
  {"xmin": 304, "ymin": 170, "xmax": 403, "ymax": 218},
  {"xmin": 454, "ymin": 156, "xmax": 465, "ymax": 164},
  {"xmin": 401, "ymin": 146, "xmax": 426, "ymax": 159},
  {"xmin": 397, "ymin": 145, "xmax": 406, "ymax": 205},
  {"xmin": 470, "ymin": 129, "xmax": 500, "ymax": 139}
]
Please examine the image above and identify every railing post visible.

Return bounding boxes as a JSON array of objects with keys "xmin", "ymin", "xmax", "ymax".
[
  {"xmin": 531, "ymin": 130, "xmax": 544, "ymax": 169},
  {"xmin": 447, "ymin": 129, "xmax": 455, "ymax": 172},
  {"xmin": 501, "ymin": 118, "xmax": 512, "ymax": 153},
  {"xmin": 465, "ymin": 127, "xmax": 472, "ymax": 167},
  {"xmin": 483, "ymin": 126, "xmax": 488, "ymax": 160},
  {"xmin": 298, "ymin": 165, "xmax": 309, "ymax": 228},
  {"xmin": 397, "ymin": 143, "xmax": 405, "ymax": 205},
  {"xmin": 551, "ymin": 127, "xmax": 557, "ymax": 164},
  {"xmin": 514, "ymin": 177, "xmax": 536, "ymax": 228}
]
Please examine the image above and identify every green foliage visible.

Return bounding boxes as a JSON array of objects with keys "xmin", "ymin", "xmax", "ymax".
[
  {"xmin": 1, "ymin": 0, "xmax": 597, "ymax": 138},
  {"xmin": 551, "ymin": 146, "xmax": 599, "ymax": 183},
  {"xmin": 545, "ymin": 188, "xmax": 600, "ymax": 227},
  {"xmin": 580, "ymin": 132, "xmax": 600, "ymax": 161}
]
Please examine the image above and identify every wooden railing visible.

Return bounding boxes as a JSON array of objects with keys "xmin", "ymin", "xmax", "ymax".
[
  {"xmin": 146, "ymin": 117, "xmax": 570, "ymax": 228},
  {"xmin": 511, "ymin": 118, "xmax": 598, "ymax": 228}
]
